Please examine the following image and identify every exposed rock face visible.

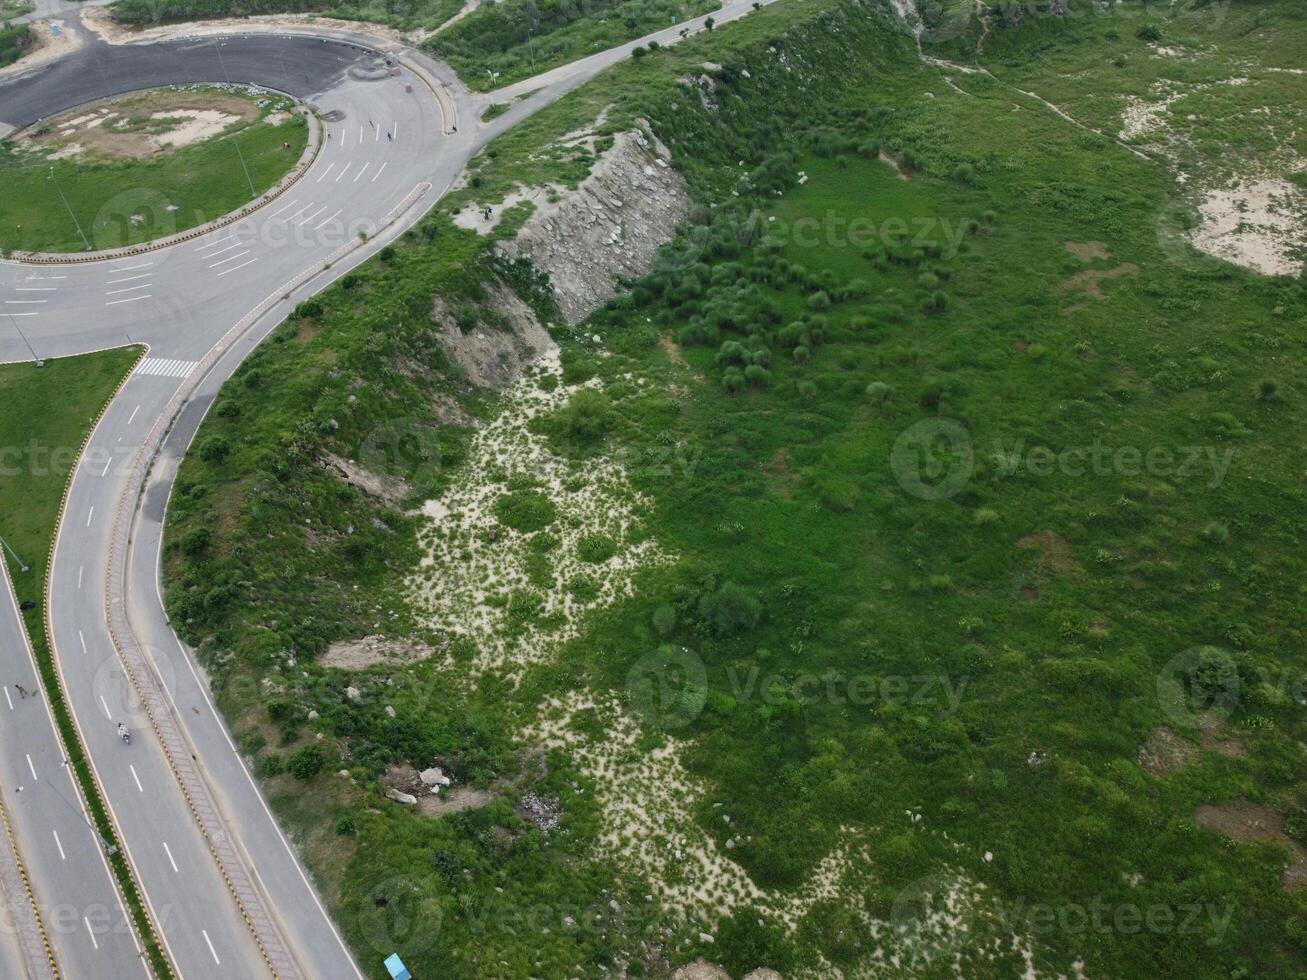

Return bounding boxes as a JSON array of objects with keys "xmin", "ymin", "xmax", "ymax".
[
  {"xmin": 385, "ymin": 787, "xmax": 417, "ymax": 805},
  {"xmin": 498, "ymin": 128, "xmax": 690, "ymax": 323},
  {"xmin": 432, "ymin": 282, "xmax": 555, "ymax": 387}
]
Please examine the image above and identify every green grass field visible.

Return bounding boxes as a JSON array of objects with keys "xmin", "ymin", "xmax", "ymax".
[
  {"xmin": 0, "ymin": 88, "xmax": 308, "ymax": 253},
  {"xmin": 159, "ymin": 0, "xmax": 1307, "ymax": 976}
]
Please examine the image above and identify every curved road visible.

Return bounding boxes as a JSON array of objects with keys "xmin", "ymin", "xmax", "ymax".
[{"xmin": 0, "ymin": 0, "xmax": 773, "ymax": 975}]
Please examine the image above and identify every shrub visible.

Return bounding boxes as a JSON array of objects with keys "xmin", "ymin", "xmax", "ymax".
[
  {"xmin": 578, "ymin": 534, "xmax": 617, "ymax": 563},
  {"xmin": 254, "ymin": 753, "xmax": 283, "ymax": 778},
  {"xmin": 556, "ymin": 388, "xmax": 611, "ymax": 441},
  {"xmin": 494, "ymin": 489, "xmax": 556, "ymax": 532},
  {"xmin": 652, "ymin": 604, "xmax": 677, "ymax": 636},
  {"xmin": 286, "ymin": 743, "xmax": 326, "ymax": 780},
  {"xmin": 197, "ymin": 436, "xmax": 231, "ymax": 464},
  {"xmin": 1256, "ymin": 379, "xmax": 1281, "ymax": 401},
  {"xmin": 865, "ymin": 381, "xmax": 893, "ymax": 404},
  {"xmin": 700, "ymin": 582, "xmax": 762, "ymax": 635},
  {"xmin": 1136, "ymin": 23, "xmax": 1161, "ymax": 42},
  {"xmin": 178, "ymin": 527, "xmax": 210, "ymax": 557}
]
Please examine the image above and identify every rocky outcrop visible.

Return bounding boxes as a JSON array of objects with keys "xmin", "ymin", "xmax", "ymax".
[
  {"xmin": 498, "ymin": 128, "xmax": 690, "ymax": 323},
  {"xmin": 432, "ymin": 282, "xmax": 555, "ymax": 387}
]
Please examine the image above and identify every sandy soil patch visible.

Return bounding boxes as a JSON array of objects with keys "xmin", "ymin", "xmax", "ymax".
[
  {"xmin": 1188, "ymin": 178, "xmax": 1305, "ymax": 277},
  {"xmin": 1064, "ymin": 240, "xmax": 1109, "ymax": 262},
  {"xmin": 152, "ymin": 108, "xmax": 240, "ymax": 148},
  {"xmin": 17, "ymin": 88, "xmax": 270, "ymax": 161},
  {"xmin": 407, "ymin": 348, "xmax": 672, "ymax": 682},
  {"xmin": 1195, "ymin": 801, "xmax": 1307, "ymax": 889},
  {"xmin": 452, "ymin": 186, "xmax": 544, "ymax": 236}
]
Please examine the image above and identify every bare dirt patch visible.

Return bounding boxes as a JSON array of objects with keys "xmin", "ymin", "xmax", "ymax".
[
  {"xmin": 1137, "ymin": 726, "xmax": 1198, "ymax": 778},
  {"xmin": 1017, "ymin": 530, "xmax": 1081, "ymax": 577},
  {"xmin": 319, "ymin": 451, "xmax": 411, "ymax": 507},
  {"xmin": 82, "ymin": 6, "xmax": 429, "ymax": 48},
  {"xmin": 431, "ymin": 282, "xmax": 555, "ymax": 388},
  {"xmin": 17, "ymin": 88, "xmax": 265, "ymax": 161},
  {"xmin": 319, "ymin": 634, "xmax": 436, "ymax": 671},
  {"xmin": 762, "ymin": 447, "xmax": 799, "ymax": 499},
  {"xmin": 1064, "ymin": 240, "xmax": 1109, "ymax": 262},
  {"xmin": 1053, "ymin": 263, "xmax": 1138, "ymax": 307},
  {"xmin": 1195, "ymin": 801, "xmax": 1307, "ymax": 890}
]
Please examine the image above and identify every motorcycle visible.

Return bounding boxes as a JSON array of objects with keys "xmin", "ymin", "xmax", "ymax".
[{"xmin": 117, "ymin": 723, "xmax": 131, "ymax": 746}]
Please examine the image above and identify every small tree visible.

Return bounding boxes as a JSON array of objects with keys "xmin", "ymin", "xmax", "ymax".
[
  {"xmin": 287, "ymin": 743, "xmax": 326, "ymax": 781},
  {"xmin": 865, "ymin": 381, "xmax": 893, "ymax": 405},
  {"xmin": 700, "ymin": 582, "xmax": 761, "ymax": 635},
  {"xmin": 704, "ymin": 16, "xmax": 715, "ymax": 30}
]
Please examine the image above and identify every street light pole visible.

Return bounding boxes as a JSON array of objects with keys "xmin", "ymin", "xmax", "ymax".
[
  {"xmin": 47, "ymin": 167, "xmax": 91, "ymax": 251},
  {"xmin": 5, "ymin": 310, "xmax": 43, "ymax": 367},
  {"xmin": 0, "ymin": 534, "xmax": 29, "ymax": 573}
]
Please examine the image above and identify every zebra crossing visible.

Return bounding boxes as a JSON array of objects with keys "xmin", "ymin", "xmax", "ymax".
[{"xmin": 134, "ymin": 357, "xmax": 198, "ymax": 379}]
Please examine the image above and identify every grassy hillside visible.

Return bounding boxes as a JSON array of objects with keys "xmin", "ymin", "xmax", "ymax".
[{"xmin": 163, "ymin": 0, "xmax": 1307, "ymax": 976}]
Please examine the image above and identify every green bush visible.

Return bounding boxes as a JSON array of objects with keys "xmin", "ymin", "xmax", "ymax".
[
  {"xmin": 286, "ymin": 743, "xmax": 327, "ymax": 781},
  {"xmin": 700, "ymin": 582, "xmax": 761, "ymax": 636},
  {"xmin": 494, "ymin": 489, "xmax": 557, "ymax": 532}
]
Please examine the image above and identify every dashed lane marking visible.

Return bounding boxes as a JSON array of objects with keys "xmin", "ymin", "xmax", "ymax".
[
  {"xmin": 209, "ymin": 250, "xmax": 251, "ymax": 269},
  {"xmin": 105, "ymin": 274, "xmax": 150, "ymax": 284},
  {"xmin": 217, "ymin": 257, "xmax": 258, "ymax": 278},
  {"xmin": 371, "ymin": 161, "xmax": 387, "ymax": 182},
  {"xmin": 105, "ymin": 295, "xmax": 151, "ymax": 306}
]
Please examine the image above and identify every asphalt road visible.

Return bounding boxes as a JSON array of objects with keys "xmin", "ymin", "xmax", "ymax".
[{"xmin": 0, "ymin": 3, "xmax": 777, "ymax": 976}]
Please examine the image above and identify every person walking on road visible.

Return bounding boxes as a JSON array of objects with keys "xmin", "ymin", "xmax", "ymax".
[{"xmin": 13, "ymin": 684, "xmax": 26, "ymax": 699}]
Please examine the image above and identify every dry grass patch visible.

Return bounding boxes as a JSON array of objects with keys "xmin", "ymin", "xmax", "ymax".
[{"xmin": 1195, "ymin": 801, "xmax": 1307, "ymax": 890}]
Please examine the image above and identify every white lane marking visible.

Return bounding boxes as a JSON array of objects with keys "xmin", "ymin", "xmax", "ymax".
[
  {"xmin": 105, "ymin": 273, "xmax": 151, "ymax": 285},
  {"xmin": 84, "ymin": 918, "xmax": 99, "ymax": 950},
  {"xmin": 25, "ymin": 754, "xmax": 35, "ymax": 779},
  {"xmin": 3, "ymin": 312, "xmax": 38, "ymax": 317},
  {"xmin": 163, "ymin": 842, "xmax": 178, "ymax": 873},
  {"xmin": 394, "ymin": 120, "xmax": 399, "ymax": 141},
  {"xmin": 202, "ymin": 930, "xmax": 220, "ymax": 965},
  {"xmin": 285, "ymin": 203, "xmax": 311, "ymax": 222},
  {"xmin": 194, "ymin": 233, "xmax": 234, "ymax": 251},
  {"xmin": 14, "ymin": 287, "xmax": 56, "ymax": 291},
  {"xmin": 106, "ymin": 295, "xmax": 151, "ymax": 306},
  {"xmin": 5, "ymin": 300, "xmax": 46, "ymax": 305},
  {"xmin": 127, "ymin": 405, "xmax": 140, "ymax": 425},
  {"xmin": 105, "ymin": 284, "xmax": 151, "ymax": 296},
  {"xmin": 52, "ymin": 830, "xmax": 66, "ymax": 861},
  {"xmin": 100, "ymin": 454, "xmax": 112, "ymax": 477},
  {"xmin": 353, "ymin": 162, "xmax": 370, "ymax": 182},
  {"xmin": 209, "ymin": 249, "xmax": 251, "ymax": 269},
  {"xmin": 99, "ymin": 695, "xmax": 110, "ymax": 719},
  {"xmin": 358, "ymin": 125, "xmax": 363, "ymax": 145},
  {"xmin": 297, "ymin": 205, "xmax": 327, "ymax": 226},
  {"xmin": 315, "ymin": 162, "xmax": 336, "ymax": 183},
  {"xmin": 217, "ymin": 258, "xmax": 258, "ymax": 278},
  {"xmin": 129, "ymin": 764, "xmax": 143, "ymax": 792},
  {"xmin": 335, "ymin": 161, "xmax": 352, "ymax": 182},
  {"xmin": 77, "ymin": 565, "xmax": 83, "ymax": 589},
  {"xmin": 3, "ymin": 688, "xmax": 11, "ymax": 711},
  {"xmin": 313, "ymin": 209, "xmax": 342, "ymax": 230},
  {"xmin": 202, "ymin": 241, "xmax": 244, "ymax": 259},
  {"xmin": 374, "ymin": 123, "xmax": 380, "ymax": 143},
  {"xmin": 78, "ymin": 630, "xmax": 87, "ymax": 654},
  {"xmin": 371, "ymin": 161, "xmax": 387, "ymax": 183},
  {"xmin": 111, "ymin": 262, "xmax": 152, "ymax": 271},
  {"xmin": 86, "ymin": 507, "xmax": 94, "ymax": 527},
  {"xmin": 24, "ymin": 274, "xmax": 65, "ymax": 280},
  {"xmin": 268, "ymin": 198, "xmax": 299, "ymax": 218}
]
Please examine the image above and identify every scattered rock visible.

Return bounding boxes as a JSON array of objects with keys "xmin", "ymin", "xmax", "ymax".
[{"xmin": 385, "ymin": 787, "xmax": 418, "ymax": 805}]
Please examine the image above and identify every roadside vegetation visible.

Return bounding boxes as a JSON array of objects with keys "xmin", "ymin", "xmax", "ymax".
[
  {"xmin": 164, "ymin": 0, "xmax": 1307, "ymax": 977},
  {"xmin": 0, "ymin": 21, "xmax": 30, "ymax": 67},
  {"xmin": 0, "ymin": 350, "xmax": 173, "ymax": 979},
  {"xmin": 0, "ymin": 85, "xmax": 307, "ymax": 253},
  {"xmin": 428, "ymin": 0, "xmax": 721, "ymax": 91}
]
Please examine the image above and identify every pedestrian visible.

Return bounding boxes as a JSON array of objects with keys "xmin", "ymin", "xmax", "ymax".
[
  {"xmin": 387, "ymin": 131, "xmax": 392, "ymax": 141},
  {"xmin": 14, "ymin": 684, "xmax": 26, "ymax": 699}
]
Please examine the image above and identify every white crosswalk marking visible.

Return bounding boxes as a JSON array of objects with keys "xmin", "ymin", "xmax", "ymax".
[{"xmin": 134, "ymin": 358, "xmax": 198, "ymax": 379}]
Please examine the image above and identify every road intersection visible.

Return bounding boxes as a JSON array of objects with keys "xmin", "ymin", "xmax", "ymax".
[{"xmin": 0, "ymin": 0, "xmax": 774, "ymax": 974}]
